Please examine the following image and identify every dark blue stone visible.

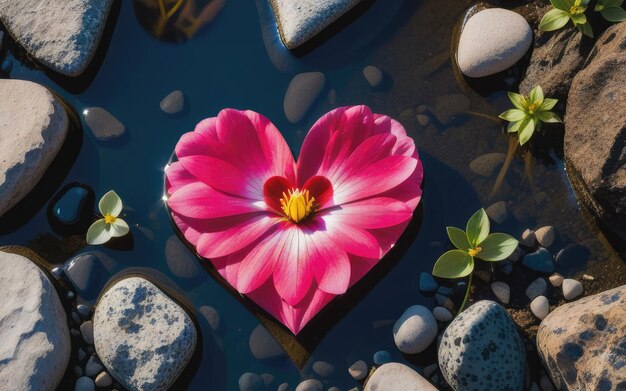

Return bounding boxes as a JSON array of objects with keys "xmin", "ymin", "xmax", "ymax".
[
  {"xmin": 373, "ymin": 350, "xmax": 391, "ymax": 365},
  {"xmin": 419, "ymin": 272, "xmax": 438, "ymax": 294},
  {"xmin": 1, "ymin": 59, "xmax": 12, "ymax": 73},
  {"xmin": 522, "ymin": 248, "xmax": 554, "ymax": 273},
  {"xmin": 53, "ymin": 186, "xmax": 88, "ymax": 224},
  {"xmin": 64, "ymin": 252, "xmax": 117, "ymax": 302},
  {"xmin": 437, "ymin": 285, "xmax": 455, "ymax": 296}
]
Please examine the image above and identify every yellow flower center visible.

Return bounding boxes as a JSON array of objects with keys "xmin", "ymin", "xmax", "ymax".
[
  {"xmin": 468, "ymin": 247, "xmax": 482, "ymax": 257},
  {"xmin": 570, "ymin": 5, "xmax": 583, "ymax": 14},
  {"xmin": 527, "ymin": 103, "xmax": 538, "ymax": 114},
  {"xmin": 104, "ymin": 214, "xmax": 117, "ymax": 224},
  {"xmin": 280, "ymin": 189, "xmax": 316, "ymax": 223}
]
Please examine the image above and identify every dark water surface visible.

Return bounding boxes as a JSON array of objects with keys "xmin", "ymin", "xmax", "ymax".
[{"xmin": 2, "ymin": 0, "xmax": 625, "ymax": 389}]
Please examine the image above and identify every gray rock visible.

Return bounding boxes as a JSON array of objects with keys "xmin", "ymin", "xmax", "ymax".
[
  {"xmin": 530, "ymin": 296, "xmax": 549, "ymax": 320},
  {"xmin": 84, "ymin": 107, "xmax": 125, "ymax": 141},
  {"xmin": 270, "ymin": 0, "xmax": 362, "ymax": 49},
  {"xmin": 94, "ymin": 371, "xmax": 112, "ymax": 387},
  {"xmin": 278, "ymin": 383, "xmax": 290, "ymax": 391},
  {"xmin": 260, "ymin": 373, "xmax": 274, "ymax": 386},
  {"xmin": 526, "ymin": 278, "xmax": 548, "ymax": 300},
  {"xmin": 165, "ymin": 236, "xmax": 200, "ymax": 279},
  {"xmin": 249, "ymin": 324, "xmax": 285, "ymax": 360},
  {"xmin": 435, "ymin": 293, "xmax": 454, "ymax": 310},
  {"xmin": 284, "ymin": 72, "xmax": 325, "ymax": 123},
  {"xmin": 160, "ymin": 90, "xmax": 184, "ymax": 114},
  {"xmin": 469, "ymin": 153, "xmax": 506, "ymax": 177},
  {"xmin": 239, "ymin": 372, "xmax": 264, "ymax": 391},
  {"xmin": 535, "ymin": 226, "xmax": 555, "ymax": 248},
  {"xmin": 432, "ymin": 306, "xmax": 453, "ymax": 322},
  {"xmin": 84, "ymin": 355, "xmax": 103, "ymax": 377},
  {"xmin": 522, "ymin": 248, "xmax": 554, "ymax": 273},
  {"xmin": 418, "ymin": 272, "xmax": 438, "ymax": 294},
  {"xmin": 549, "ymin": 273, "xmax": 564, "ymax": 287},
  {"xmin": 76, "ymin": 304, "xmax": 91, "ymax": 318},
  {"xmin": 373, "ymin": 350, "xmax": 391, "ymax": 365},
  {"xmin": 564, "ymin": 22, "xmax": 626, "ymax": 240},
  {"xmin": 393, "ymin": 305, "xmax": 438, "ymax": 354},
  {"xmin": 198, "ymin": 305, "xmax": 220, "ymax": 331},
  {"xmin": 457, "ymin": 8, "xmax": 532, "ymax": 77},
  {"xmin": 363, "ymin": 65, "xmax": 383, "ymax": 87},
  {"xmin": 486, "ymin": 201, "xmax": 509, "ymax": 224},
  {"xmin": 295, "ymin": 379, "xmax": 323, "ymax": 391},
  {"xmin": 93, "ymin": 277, "xmax": 197, "ymax": 391},
  {"xmin": 312, "ymin": 361, "xmax": 334, "ymax": 377},
  {"xmin": 439, "ymin": 301, "xmax": 525, "ymax": 391},
  {"xmin": 0, "ymin": 80, "xmax": 68, "ymax": 218},
  {"xmin": 521, "ymin": 229, "xmax": 536, "ymax": 247},
  {"xmin": 348, "ymin": 360, "xmax": 368, "ymax": 380},
  {"xmin": 364, "ymin": 362, "xmax": 437, "ymax": 391},
  {"xmin": 64, "ymin": 251, "xmax": 116, "ymax": 302},
  {"xmin": 537, "ymin": 285, "xmax": 626, "ymax": 390},
  {"xmin": 75, "ymin": 376, "xmax": 94, "ymax": 391},
  {"xmin": 80, "ymin": 320, "xmax": 93, "ymax": 345},
  {"xmin": 562, "ymin": 279, "xmax": 583, "ymax": 300},
  {"xmin": 491, "ymin": 281, "xmax": 511, "ymax": 304},
  {"xmin": 0, "ymin": 251, "xmax": 70, "ymax": 390},
  {"xmin": 0, "ymin": 0, "xmax": 113, "ymax": 76}
]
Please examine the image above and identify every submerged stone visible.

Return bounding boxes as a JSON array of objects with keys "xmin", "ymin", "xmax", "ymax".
[
  {"xmin": 52, "ymin": 186, "xmax": 89, "ymax": 225},
  {"xmin": 522, "ymin": 248, "xmax": 554, "ymax": 273},
  {"xmin": 160, "ymin": 90, "xmax": 184, "ymax": 114},
  {"xmin": 284, "ymin": 72, "xmax": 325, "ymax": 123},
  {"xmin": 419, "ymin": 272, "xmax": 438, "ymax": 294},
  {"xmin": 84, "ymin": 107, "xmax": 125, "ymax": 141}
]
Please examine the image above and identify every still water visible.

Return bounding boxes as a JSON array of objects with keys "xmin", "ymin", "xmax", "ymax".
[{"xmin": 1, "ymin": 0, "xmax": 624, "ymax": 389}]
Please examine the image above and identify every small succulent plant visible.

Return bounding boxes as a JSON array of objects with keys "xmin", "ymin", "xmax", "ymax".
[
  {"xmin": 86, "ymin": 190, "xmax": 129, "ymax": 245},
  {"xmin": 499, "ymin": 85, "xmax": 562, "ymax": 146},
  {"xmin": 594, "ymin": 0, "xmax": 626, "ymax": 21},
  {"xmin": 540, "ymin": 0, "xmax": 593, "ymax": 37}
]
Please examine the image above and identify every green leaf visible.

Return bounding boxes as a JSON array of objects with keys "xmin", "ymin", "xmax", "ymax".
[
  {"xmin": 552, "ymin": 0, "xmax": 572, "ymax": 11},
  {"xmin": 518, "ymin": 119, "xmax": 536, "ymax": 145},
  {"xmin": 529, "ymin": 85, "xmax": 544, "ymax": 106},
  {"xmin": 110, "ymin": 218, "xmax": 130, "ymax": 237},
  {"xmin": 86, "ymin": 219, "xmax": 112, "ymax": 245},
  {"xmin": 540, "ymin": 98, "xmax": 559, "ymax": 111},
  {"xmin": 499, "ymin": 109, "xmax": 528, "ymax": 122},
  {"xmin": 432, "ymin": 250, "xmax": 475, "ymax": 279},
  {"xmin": 476, "ymin": 233, "xmax": 519, "ymax": 262},
  {"xmin": 447, "ymin": 226, "xmax": 471, "ymax": 251},
  {"xmin": 99, "ymin": 190, "xmax": 123, "ymax": 217},
  {"xmin": 536, "ymin": 111, "xmax": 563, "ymax": 123},
  {"xmin": 539, "ymin": 9, "xmax": 571, "ymax": 31},
  {"xmin": 507, "ymin": 92, "xmax": 527, "ymax": 110},
  {"xmin": 601, "ymin": 6, "xmax": 626, "ymax": 21},
  {"xmin": 604, "ymin": 0, "xmax": 624, "ymax": 7},
  {"xmin": 571, "ymin": 12, "xmax": 587, "ymax": 24},
  {"xmin": 577, "ymin": 21, "xmax": 594, "ymax": 37},
  {"xmin": 466, "ymin": 209, "xmax": 490, "ymax": 247},
  {"xmin": 508, "ymin": 118, "xmax": 528, "ymax": 133}
]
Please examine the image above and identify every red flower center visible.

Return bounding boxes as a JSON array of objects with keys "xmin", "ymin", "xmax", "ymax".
[{"xmin": 263, "ymin": 175, "xmax": 333, "ymax": 223}]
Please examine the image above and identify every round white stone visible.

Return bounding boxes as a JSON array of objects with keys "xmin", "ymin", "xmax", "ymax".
[
  {"xmin": 393, "ymin": 305, "xmax": 438, "ymax": 354},
  {"xmin": 530, "ymin": 296, "xmax": 550, "ymax": 320},
  {"xmin": 491, "ymin": 281, "xmax": 511, "ymax": 304},
  {"xmin": 562, "ymin": 279, "xmax": 583, "ymax": 300}
]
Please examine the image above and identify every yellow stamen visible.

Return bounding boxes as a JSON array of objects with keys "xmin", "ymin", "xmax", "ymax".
[
  {"xmin": 104, "ymin": 214, "xmax": 117, "ymax": 224},
  {"xmin": 279, "ymin": 189, "xmax": 316, "ymax": 223},
  {"xmin": 527, "ymin": 103, "xmax": 538, "ymax": 114},
  {"xmin": 468, "ymin": 247, "xmax": 482, "ymax": 257},
  {"xmin": 570, "ymin": 5, "xmax": 583, "ymax": 14}
]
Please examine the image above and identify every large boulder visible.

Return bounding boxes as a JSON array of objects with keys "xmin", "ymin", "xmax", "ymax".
[
  {"xmin": 93, "ymin": 277, "xmax": 197, "ymax": 391},
  {"xmin": 0, "ymin": 79, "xmax": 68, "ymax": 218},
  {"xmin": 537, "ymin": 285, "xmax": 626, "ymax": 390},
  {"xmin": 438, "ymin": 300, "xmax": 525, "ymax": 391},
  {"xmin": 0, "ymin": 0, "xmax": 113, "ymax": 76},
  {"xmin": 564, "ymin": 22, "xmax": 626, "ymax": 240},
  {"xmin": 0, "ymin": 250, "xmax": 71, "ymax": 390},
  {"xmin": 364, "ymin": 363, "xmax": 437, "ymax": 391}
]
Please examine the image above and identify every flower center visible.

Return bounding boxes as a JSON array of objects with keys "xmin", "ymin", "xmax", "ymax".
[
  {"xmin": 527, "ymin": 102, "xmax": 537, "ymax": 114},
  {"xmin": 468, "ymin": 247, "xmax": 482, "ymax": 257},
  {"xmin": 280, "ymin": 189, "xmax": 316, "ymax": 223},
  {"xmin": 570, "ymin": 5, "xmax": 583, "ymax": 14},
  {"xmin": 104, "ymin": 214, "xmax": 117, "ymax": 224}
]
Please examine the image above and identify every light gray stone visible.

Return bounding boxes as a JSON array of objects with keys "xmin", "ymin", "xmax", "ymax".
[
  {"xmin": 562, "ymin": 279, "xmax": 583, "ymax": 300},
  {"xmin": 0, "ymin": 0, "xmax": 113, "ymax": 76},
  {"xmin": 160, "ymin": 90, "xmax": 184, "ymax": 114},
  {"xmin": 363, "ymin": 65, "xmax": 383, "ymax": 87},
  {"xmin": 526, "ymin": 278, "xmax": 548, "ymax": 300},
  {"xmin": 270, "ymin": 0, "xmax": 362, "ymax": 49},
  {"xmin": 535, "ymin": 226, "xmax": 555, "ymax": 247},
  {"xmin": 348, "ymin": 360, "xmax": 367, "ymax": 380},
  {"xmin": 469, "ymin": 153, "xmax": 506, "ymax": 177},
  {"xmin": 80, "ymin": 320, "xmax": 93, "ymax": 345},
  {"xmin": 393, "ymin": 305, "xmax": 438, "ymax": 354},
  {"xmin": 0, "ymin": 79, "xmax": 68, "ymax": 218},
  {"xmin": 364, "ymin": 362, "xmax": 437, "ymax": 391},
  {"xmin": 530, "ymin": 296, "xmax": 549, "ymax": 320},
  {"xmin": 439, "ymin": 301, "xmax": 525, "ymax": 391},
  {"xmin": 312, "ymin": 361, "xmax": 334, "ymax": 377},
  {"xmin": 491, "ymin": 281, "xmax": 511, "ymax": 304},
  {"xmin": 93, "ymin": 277, "xmax": 197, "ymax": 391},
  {"xmin": 239, "ymin": 372, "xmax": 264, "ymax": 391},
  {"xmin": 432, "ymin": 306, "xmax": 453, "ymax": 322},
  {"xmin": 284, "ymin": 72, "xmax": 325, "ymax": 123},
  {"xmin": 249, "ymin": 324, "xmax": 285, "ymax": 359},
  {"xmin": 0, "ymin": 251, "xmax": 70, "ymax": 390},
  {"xmin": 94, "ymin": 371, "xmax": 112, "ymax": 387},
  {"xmin": 84, "ymin": 107, "xmax": 125, "ymax": 141},
  {"xmin": 457, "ymin": 8, "xmax": 532, "ymax": 78},
  {"xmin": 295, "ymin": 379, "xmax": 323, "ymax": 391},
  {"xmin": 198, "ymin": 305, "xmax": 220, "ymax": 331},
  {"xmin": 84, "ymin": 355, "xmax": 102, "ymax": 377},
  {"xmin": 486, "ymin": 201, "xmax": 509, "ymax": 224},
  {"xmin": 165, "ymin": 236, "xmax": 200, "ymax": 279}
]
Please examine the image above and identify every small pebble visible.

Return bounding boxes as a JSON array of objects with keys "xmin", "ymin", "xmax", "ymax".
[
  {"xmin": 432, "ymin": 307, "xmax": 453, "ymax": 322},
  {"xmin": 78, "ymin": 348, "xmax": 86, "ymax": 361},
  {"xmin": 418, "ymin": 272, "xmax": 438, "ymax": 294},
  {"xmin": 549, "ymin": 273, "xmax": 564, "ymax": 287},
  {"xmin": 84, "ymin": 355, "xmax": 103, "ymax": 377},
  {"xmin": 373, "ymin": 350, "xmax": 391, "ymax": 365},
  {"xmin": 312, "ymin": 361, "xmax": 334, "ymax": 377},
  {"xmin": 76, "ymin": 304, "xmax": 91, "ymax": 318},
  {"xmin": 348, "ymin": 360, "xmax": 368, "ymax": 380},
  {"xmin": 73, "ymin": 365, "xmax": 83, "ymax": 377},
  {"xmin": 535, "ymin": 226, "xmax": 555, "ymax": 247},
  {"xmin": 72, "ymin": 311, "xmax": 81, "ymax": 325},
  {"xmin": 1, "ymin": 59, "xmax": 12, "ymax": 73},
  {"xmin": 328, "ymin": 387, "xmax": 341, "ymax": 391},
  {"xmin": 423, "ymin": 363, "xmax": 438, "ymax": 377},
  {"xmin": 278, "ymin": 383, "xmax": 289, "ymax": 391},
  {"xmin": 95, "ymin": 372, "xmax": 113, "ymax": 387},
  {"xmin": 416, "ymin": 114, "xmax": 430, "ymax": 126},
  {"xmin": 486, "ymin": 201, "xmax": 508, "ymax": 224},
  {"xmin": 199, "ymin": 305, "xmax": 221, "ymax": 331},
  {"xmin": 436, "ymin": 285, "xmax": 454, "ymax": 297},
  {"xmin": 75, "ymin": 377, "xmax": 94, "ymax": 391},
  {"xmin": 475, "ymin": 270, "xmax": 491, "ymax": 283},
  {"xmin": 562, "ymin": 279, "xmax": 583, "ymax": 300},
  {"xmin": 363, "ymin": 65, "xmax": 383, "ymax": 87},
  {"xmin": 526, "ymin": 278, "xmax": 547, "ymax": 300},
  {"xmin": 51, "ymin": 267, "xmax": 63, "ymax": 278},
  {"xmin": 491, "ymin": 281, "xmax": 511, "ymax": 304},
  {"xmin": 520, "ymin": 229, "xmax": 536, "ymax": 247},
  {"xmin": 239, "ymin": 372, "xmax": 263, "ymax": 391},
  {"xmin": 530, "ymin": 296, "xmax": 549, "ymax": 320},
  {"xmin": 540, "ymin": 375, "xmax": 554, "ymax": 391},
  {"xmin": 435, "ymin": 293, "xmax": 453, "ymax": 310},
  {"xmin": 295, "ymin": 379, "xmax": 323, "ymax": 391},
  {"xmin": 260, "ymin": 373, "xmax": 274, "ymax": 386},
  {"xmin": 160, "ymin": 90, "xmax": 184, "ymax": 114},
  {"xmin": 84, "ymin": 107, "xmax": 125, "ymax": 141},
  {"xmin": 522, "ymin": 248, "xmax": 554, "ymax": 273},
  {"xmin": 582, "ymin": 274, "xmax": 594, "ymax": 281},
  {"xmin": 80, "ymin": 321, "xmax": 94, "ymax": 345},
  {"xmin": 67, "ymin": 291, "xmax": 75, "ymax": 300},
  {"xmin": 509, "ymin": 246, "xmax": 524, "ymax": 262}
]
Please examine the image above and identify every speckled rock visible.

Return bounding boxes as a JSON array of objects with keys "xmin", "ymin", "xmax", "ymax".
[
  {"xmin": 537, "ymin": 285, "xmax": 626, "ymax": 390},
  {"xmin": 93, "ymin": 277, "xmax": 197, "ymax": 391},
  {"xmin": 0, "ymin": 251, "xmax": 70, "ymax": 390},
  {"xmin": 270, "ymin": 0, "xmax": 362, "ymax": 49},
  {"xmin": 393, "ymin": 305, "xmax": 438, "ymax": 354},
  {"xmin": 439, "ymin": 301, "xmax": 525, "ymax": 391},
  {"xmin": 364, "ymin": 363, "xmax": 437, "ymax": 391},
  {"xmin": 284, "ymin": 72, "xmax": 325, "ymax": 123},
  {"xmin": 457, "ymin": 8, "xmax": 532, "ymax": 77},
  {"xmin": 0, "ymin": 79, "xmax": 68, "ymax": 218},
  {"xmin": 0, "ymin": 0, "xmax": 113, "ymax": 75}
]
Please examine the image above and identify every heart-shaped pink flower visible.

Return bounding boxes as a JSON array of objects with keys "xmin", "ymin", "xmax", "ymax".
[{"xmin": 165, "ymin": 105, "xmax": 423, "ymax": 334}]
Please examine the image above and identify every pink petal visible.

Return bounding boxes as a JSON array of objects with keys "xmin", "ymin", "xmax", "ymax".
[
  {"xmin": 327, "ymin": 197, "xmax": 413, "ymax": 229},
  {"xmin": 165, "ymin": 161, "xmax": 196, "ymax": 193},
  {"xmin": 318, "ymin": 215, "xmax": 380, "ymax": 258},
  {"xmin": 272, "ymin": 225, "xmax": 315, "ymax": 306},
  {"xmin": 235, "ymin": 225, "xmax": 287, "ymax": 294},
  {"xmin": 168, "ymin": 182, "xmax": 261, "ymax": 219},
  {"xmin": 372, "ymin": 114, "xmax": 407, "ymax": 138},
  {"xmin": 307, "ymin": 231, "xmax": 351, "ymax": 294}
]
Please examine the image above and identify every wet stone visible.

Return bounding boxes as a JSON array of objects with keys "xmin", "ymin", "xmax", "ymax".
[
  {"xmin": 312, "ymin": 361, "xmax": 334, "ymax": 377},
  {"xmin": 198, "ymin": 305, "xmax": 220, "ymax": 331},
  {"xmin": 84, "ymin": 355, "xmax": 102, "ymax": 377},
  {"xmin": 239, "ymin": 372, "xmax": 264, "ymax": 391},
  {"xmin": 521, "ymin": 229, "xmax": 537, "ymax": 247},
  {"xmin": 165, "ymin": 236, "xmax": 201, "ymax": 279},
  {"xmin": 284, "ymin": 72, "xmax": 325, "ymax": 123},
  {"xmin": 522, "ymin": 248, "xmax": 555, "ymax": 273},
  {"xmin": 84, "ymin": 107, "xmax": 125, "ymax": 141},
  {"xmin": 64, "ymin": 252, "xmax": 116, "ymax": 302},
  {"xmin": 491, "ymin": 281, "xmax": 511, "ymax": 304},
  {"xmin": 419, "ymin": 272, "xmax": 438, "ymax": 294},
  {"xmin": 535, "ymin": 226, "xmax": 555, "ymax": 248},
  {"xmin": 549, "ymin": 273, "xmax": 564, "ymax": 287},
  {"xmin": 95, "ymin": 371, "xmax": 112, "ymax": 387},
  {"xmin": 295, "ymin": 379, "xmax": 323, "ymax": 391},
  {"xmin": 486, "ymin": 201, "xmax": 509, "ymax": 224},
  {"xmin": 373, "ymin": 350, "xmax": 391, "ymax": 365},
  {"xmin": 526, "ymin": 278, "xmax": 548, "ymax": 301},
  {"xmin": 249, "ymin": 324, "xmax": 285, "ymax": 360},
  {"xmin": 348, "ymin": 360, "xmax": 367, "ymax": 380},
  {"xmin": 160, "ymin": 90, "xmax": 184, "ymax": 114},
  {"xmin": 433, "ymin": 307, "xmax": 453, "ymax": 322},
  {"xmin": 438, "ymin": 301, "xmax": 525, "ymax": 391},
  {"xmin": 75, "ymin": 376, "xmax": 94, "ymax": 391},
  {"xmin": 469, "ymin": 153, "xmax": 506, "ymax": 177},
  {"xmin": 363, "ymin": 65, "xmax": 383, "ymax": 87},
  {"xmin": 80, "ymin": 321, "xmax": 94, "ymax": 345},
  {"xmin": 393, "ymin": 305, "xmax": 438, "ymax": 354},
  {"xmin": 531, "ymin": 296, "xmax": 550, "ymax": 320},
  {"xmin": 52, "ymin": 186, "xmax": 89, "ymax": 225}
]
